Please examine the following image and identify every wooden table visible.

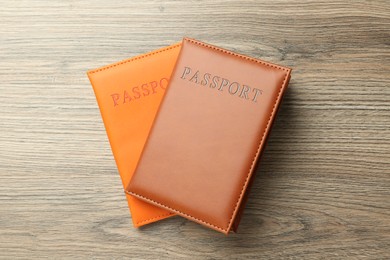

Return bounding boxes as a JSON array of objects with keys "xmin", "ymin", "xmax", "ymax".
[{"xmin": 1, "ymin": 1, "xmax": 389, "ymax": 259}]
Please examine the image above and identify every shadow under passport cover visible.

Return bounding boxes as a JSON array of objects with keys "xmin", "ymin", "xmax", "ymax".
[
  {"xmin": 87, "ymin": 43, "xmax": 181, "ymax": 227},
  {"xmin": 127, "ymin": 38, "xmax": 291, "ymax": 234}
]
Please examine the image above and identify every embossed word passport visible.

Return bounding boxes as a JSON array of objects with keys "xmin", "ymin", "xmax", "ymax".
[
  {"xmin": 87, "ymin": 43, "xmax": 181, "ymax": 227},
  {"xmin": 126, "ymin": 38, "xmax": 291, "ymax": 234}
]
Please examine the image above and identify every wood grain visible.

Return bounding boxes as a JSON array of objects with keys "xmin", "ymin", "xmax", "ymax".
[{"xmin": 0, "ymin": 0, "xmax": 389, "ymax": 259}]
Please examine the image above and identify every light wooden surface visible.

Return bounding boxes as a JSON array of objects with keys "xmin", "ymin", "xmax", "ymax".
[{"xmin": 0, "ymin": 1, "xmax": 389, "ymax": 259}]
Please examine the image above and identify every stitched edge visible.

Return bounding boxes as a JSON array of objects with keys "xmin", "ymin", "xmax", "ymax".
[
  {"xmin": 89, "ymin": 43, "xmax": 181, "ymax": 225},
  {"xmin": 128, "ymin": 38, "xmax": 291, "ymax": 233},
  {"xmin": 87, "ymin": 43, "xmax": 181, "ymax": 75},
  {"xmin": 126, "ymin": 190, "xmax": 229, "ymax": 233},
  {"xmin": 135, "ymin": 212, "xmax": 175, "ymax": 226},
  {"xmin": 185, "ymin": 38, "xmax": 289, "ymax": 72}
]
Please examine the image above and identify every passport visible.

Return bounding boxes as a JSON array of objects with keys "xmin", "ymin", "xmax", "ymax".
[
  {"xmin": 87, "ymin": 43, "xmax": 180, "ymax": 227},
  {"xmin": 126, "ymin": 38, "xmax": 292, "ymax": 234}
]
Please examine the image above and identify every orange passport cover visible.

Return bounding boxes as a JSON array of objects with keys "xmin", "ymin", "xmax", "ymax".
[{"xmin": 87, "ymin": 43, "xmax": 180, "ymax": 227}]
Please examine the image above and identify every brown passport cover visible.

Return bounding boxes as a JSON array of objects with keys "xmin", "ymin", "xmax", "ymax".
[
  {"xmin": 126, "ymin": 38, "xmax": 291, "ymax": 234},
  {"xmin": 87, "ymin": 43, "xmax": 181, "ymax": 227}
]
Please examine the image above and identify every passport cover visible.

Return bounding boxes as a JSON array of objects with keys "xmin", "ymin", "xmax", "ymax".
[
  {"xmin": 126, "ymin": 38, "xmax": 291, "ymax": 234},
  {"xmin": 87, "ymin": 43, "xmax": 181, "ymax": 227}
]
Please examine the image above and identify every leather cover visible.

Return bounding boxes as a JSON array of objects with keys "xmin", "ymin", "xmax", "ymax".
[
  {"xmin": 87, "ymin": 43, "xmax": 181, "ymax": 227},
  {"xmin": 126, "ymin": 38, "xmax": 291, "ymax": 234}
]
